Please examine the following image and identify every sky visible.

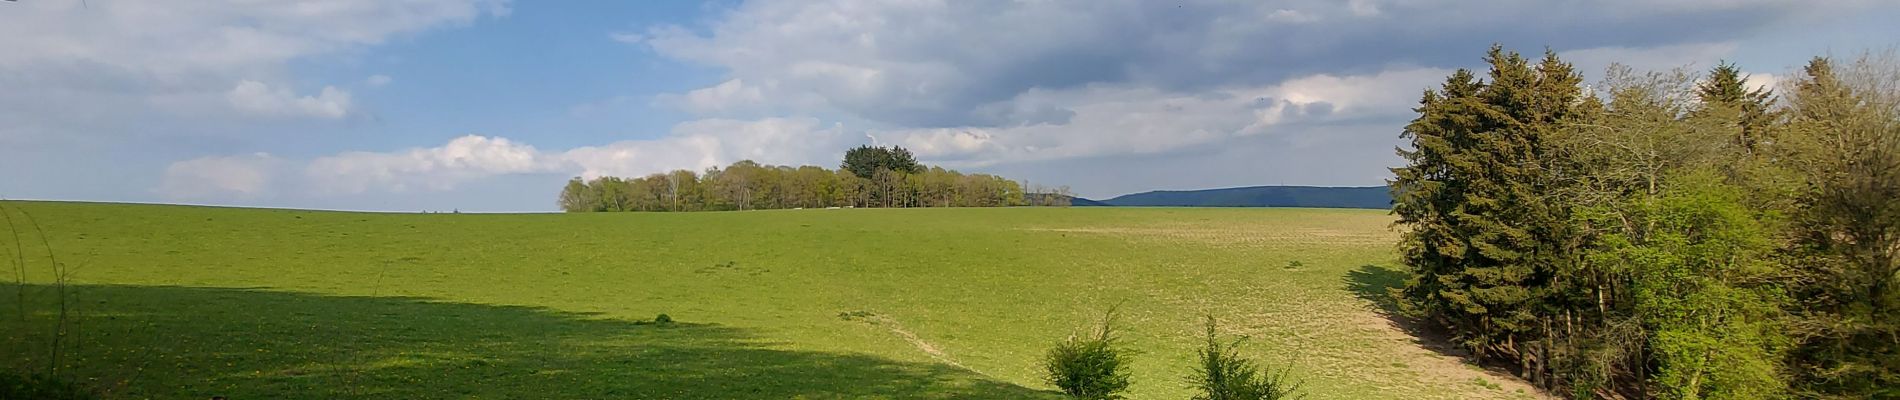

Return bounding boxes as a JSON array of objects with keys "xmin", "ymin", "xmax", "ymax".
[{"xmin": 2, "ymin": 0, "xmax": 1896, "ymax": 212}]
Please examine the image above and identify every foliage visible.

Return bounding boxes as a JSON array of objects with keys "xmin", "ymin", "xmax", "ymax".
[
  {"xmin": 1188, "ymin": 316, "xmax": 1302, "ymax": 400},
  {"xmin": 1392, "ymin": 46, "xmax": 1900, "ymax": 398},
  {"xmin": 1043, "ymin": 310, "xmax": 1134, "ymax": 400},
  {"xmin": 1390, "ymin": 45, "xmax": 1584, "ymax": 387},
  {"xmin": 1694, "ymin": 61, "xmax": 1778, "ymax": 155},
  {"xmin": 1779, "ymin": 52, "xmax": 1900, "ymax": 400},
  {"xmin": 841, "ymin": 145, "xmax": 923, "ymax": 179},
  {"xmin": 557, "ymin": 157, "xmax": 1034, "ymax": 212},
  {"xmin": 1583, "ymin": 171, "xmax": 1790, "ymax": 399}
]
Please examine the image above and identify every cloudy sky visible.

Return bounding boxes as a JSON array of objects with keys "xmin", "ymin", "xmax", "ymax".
[{"xmin": 1, "ymin": 0, "xmax": 1895, "ymax": 211}]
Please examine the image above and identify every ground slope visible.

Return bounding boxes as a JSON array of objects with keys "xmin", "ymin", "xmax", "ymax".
[{"xmin": 0, "ymin": 201, "xmax": 1538, "ymax": 399}]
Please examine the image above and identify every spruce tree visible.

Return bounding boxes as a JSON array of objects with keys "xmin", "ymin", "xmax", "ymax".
[
  {"xmin": 1392, "ymin": 68, "xmax": 1487, "ymax": 334},
  {"xmin": 1695, "ymin": 62, "xmax": 1778, "ymax": 155},
  {"xmin": 1393, "ymin": 46, "xmax": 1585, "ymax": 388}
]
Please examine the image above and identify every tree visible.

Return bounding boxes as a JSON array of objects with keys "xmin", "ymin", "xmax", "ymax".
[
  {"xmin": 557, "ymin": 150, "xmax": 1037, "ymax": 212},
  {"xmin": 589, "ymin": 177, "xmax": 632, "ymax": 212},
  {"xmin": 1779, "ymin": 54, "xmax": 1900, "ymax": 399},
  {"xmin": 557, "ymin": 177, "xmax": 593, "ymax": 212},
  {"xmin": 1584, "ymin": 171, "xmax": 1790, "ymax": 399},
  {"xmin": 1695, "ymin": 61, "xmax": 1778, "ymax": 155},
  {"xmin": 1392, "ymin": 47, "xmax": 1585, "ymax": 387},
  {"xmin": 841, "ymin": 145, "xmax": 923, "ymax": 179},
  {"xmin": 1396, "ymin": 46, "xmax": 1900, "ymax": 398}
]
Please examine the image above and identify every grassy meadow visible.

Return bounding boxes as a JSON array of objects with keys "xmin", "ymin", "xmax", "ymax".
[{"xmin": 0, "ymin": 201, "xmax": 1541, "ymax": 399}]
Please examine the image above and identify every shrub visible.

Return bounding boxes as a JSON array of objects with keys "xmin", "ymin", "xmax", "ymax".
[
  {"xmin": 1189, "ymin": 316, "xmax": 1302, "ymax": 400},
  {"xmin": 654, "ymin": 313, "xmax": 674, "ymax": 324},
  {"xmin": 1043, "ymin": 310, "xmax": 1134, "ymax": 399}
]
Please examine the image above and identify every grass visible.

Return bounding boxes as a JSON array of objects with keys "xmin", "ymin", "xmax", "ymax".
[{"xmin": 0, "ymin": 201, "xmax": 1541, "ymax": 399}]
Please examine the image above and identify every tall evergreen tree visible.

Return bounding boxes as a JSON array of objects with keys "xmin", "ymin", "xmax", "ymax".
[
  {"xmin": 1695, "ymin": 62, "xmax": 1779, "ymax": 155},
  {"xmin": 1392, "ymin": 46, "xmax": 1586, "ymax": 389},
  {"xmin": 1392, "ymin": 67, "xmax": 1487, "ymax": 339}
]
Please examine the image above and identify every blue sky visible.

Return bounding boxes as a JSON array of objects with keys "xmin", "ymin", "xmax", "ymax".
[{"xmin": 2, "ymin": 0, "xmax": 1896, "ymax": 211}]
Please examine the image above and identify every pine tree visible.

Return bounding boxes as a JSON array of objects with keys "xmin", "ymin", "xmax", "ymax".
[
  {"xmin": 1393, "ymin": 46, "xmax": 1585, "ymax": 389},
  {"xmin": 1392, "ymin": 68, "xmax": 1486, "ymax": 332},
  {"xmin": 1695, "ymin": 62, "xmax": 1778, "ymax": 155}
]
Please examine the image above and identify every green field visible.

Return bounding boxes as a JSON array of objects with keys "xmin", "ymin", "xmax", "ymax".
[{"xmin": 0, "ymin": 201, "xmax": 1540, "ymax": 399}]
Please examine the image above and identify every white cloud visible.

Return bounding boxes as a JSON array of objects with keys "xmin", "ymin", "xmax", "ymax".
[
  {"xmin": 561, "ymin": 117, "xmax": 846, "ymax": 179},
  {"xmin": 306, "ymin": 135, "xmax": 557, "ymax": 194},
  {"xmin": 0, "ymin": 0, "xmax": 509, "ymax": 140},
  {"xmin": 1562, "ymin": 42, "xmax": 1741, "ymax": 78},
  {"xmin": 0, "ymin": 0, "xmax": 508, "ymax": 72},
  {"xmin": 656, "ymin": 78, "xmax": 767, "ymax": 114},
  {"xmin": 157, "ymin": 153, "xmax": 282, "ymax": 200},
  {"xmin": 874, "ymin": 67, "xmax": 1450, "ymax": 166},
  {"xmin": 226, "ymin": 80, "xmax": 353, "ymax": 119},
  {"xmin": 1744, "ymin": 72, "xmax": 1781, "ymax": 92},
  {"xmin": 296, "ymin": 117, "xmax": 846, "ymax": 194}
]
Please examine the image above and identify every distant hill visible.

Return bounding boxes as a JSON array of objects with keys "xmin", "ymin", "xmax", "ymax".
[
  {"xmin": 1026, "ymin": 193, "xmax": 1112, "ymax": 207},
  {"xmin": 1078, "ymin": 185, "xmax": 1391, "ymax": 209}
]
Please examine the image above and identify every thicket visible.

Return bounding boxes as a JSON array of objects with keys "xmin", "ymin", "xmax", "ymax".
[
  {"xmin": 1390, "ymin": 46, "xmax": 1900, "ymax": 398},
  {"xmin": 1043, "ymin": 310, "xmax": 1135, "ymax": 400},
  {"xmin": 1189, "ymin": 316, "xmax": 1302, "ymax": 400},
  {"xmin": 557, "ymin": 145, "xmax": 1058, "ymax": 212}
]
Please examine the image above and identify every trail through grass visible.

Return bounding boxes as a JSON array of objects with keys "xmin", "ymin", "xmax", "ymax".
[{"xmin": 0, "ymin": 201, "xmax": 1540, "ymax": 399}]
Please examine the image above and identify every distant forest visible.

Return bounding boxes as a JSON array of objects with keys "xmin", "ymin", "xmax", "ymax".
[{"xmin": 557, "ymin": 145, "xmax": 1072, "ymax": 212}]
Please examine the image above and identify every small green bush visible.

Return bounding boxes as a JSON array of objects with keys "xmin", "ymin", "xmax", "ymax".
[
  {"xmin": 1189, "ymin": 316, "xmax": 1302, "ymax": 400},
  {"xmin": 654, "ymin": 313, "xmax": 674, "ymax": 324},
  {"xmin": 837, "ymin": 310, "xmax": 876, "ymax": 321},
  {"xmin": 1043, "ymin": 310, "xmax": 1134, "ymax": 399}
]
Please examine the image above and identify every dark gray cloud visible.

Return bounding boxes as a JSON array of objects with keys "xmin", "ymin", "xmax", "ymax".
[
  {"xmin": 978, "ymin": 119, "xmax": 1407, "ymax": 199},
  {"xmin": 643, "ymin": 0, "xmax": 1850, "ymax": 128}
]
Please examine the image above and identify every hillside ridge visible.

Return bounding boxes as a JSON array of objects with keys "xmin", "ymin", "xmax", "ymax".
[{"xmin": 1077, "ymin": 185, "xmax": 1390, "ymax": 209}]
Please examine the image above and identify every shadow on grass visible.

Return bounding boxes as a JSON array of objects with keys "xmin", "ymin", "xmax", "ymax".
[
  {"xmin": 1343, "ymin": 264, "xmax": 1456, "ymax": 353},
  {"xmin": 0, "ymin": 284, "xmax": 1056, "ymax": 399},
  {"xmin": 1343, "ymin": 264, "xmax": 1406, "ymax": 316},
  {"xmin": 1340, "ymin": 265, "xmax": 1542, "ymax": 389}
]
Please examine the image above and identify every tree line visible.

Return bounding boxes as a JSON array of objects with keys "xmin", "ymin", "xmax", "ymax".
[
  {"xmin": 1391, "ymin": 45, "xmax": 1897, "ymax": 398},
  {"xmin": 558, "ymin": 145, "xmax": 1071, "ymax": 212}
]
